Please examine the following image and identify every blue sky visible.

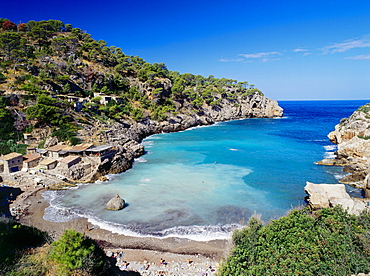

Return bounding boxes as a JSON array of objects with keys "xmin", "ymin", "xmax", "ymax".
[{"xmin": 3, "ymin": 0, "xmax": 370, "ymax": 100}]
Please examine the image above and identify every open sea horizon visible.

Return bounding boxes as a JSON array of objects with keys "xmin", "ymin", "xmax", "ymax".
[{"xmin": 43, "ymin": 100, "xmax": 370, "ymax": 241}]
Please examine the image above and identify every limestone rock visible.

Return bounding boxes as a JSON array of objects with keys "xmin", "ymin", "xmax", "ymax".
[
  {"xmin": 316, "ymin": 158, "xmax": 345, "ymax": 166},
  {"xmin": 44, "ymin": 136, "xmax": 58, "ymax": 148},
  {"xmin": 68, "ymin": 164, "xmax": 85, "ymax": 180},
  {"xmin": 322, "ymin": 103, "xmax": 370, "ymax": 186},
  {"xmin": 304, "ymin": 182, "xmax": 366, "ymax": 215},
  {"xmin": 106, "ymin": 194, "xmax": 125, "ymax": 210}
]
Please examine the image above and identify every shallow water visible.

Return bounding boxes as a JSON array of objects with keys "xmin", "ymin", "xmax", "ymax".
[{"xmin": 43, "ymin": 100, "xmax": 369, "ymax": 240}]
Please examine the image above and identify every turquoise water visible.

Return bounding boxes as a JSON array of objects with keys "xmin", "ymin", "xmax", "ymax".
[{"xmin": 43, "ymin": 100, "xmax": 369, "ymax": 240}]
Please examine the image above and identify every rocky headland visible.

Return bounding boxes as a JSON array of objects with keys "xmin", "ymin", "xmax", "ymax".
[
  {"xmin": 316, "ymin": 103, "xmax": 370, "ymax": 199},
  {"xmin": 305, "ymin": 103, "xmax": 370, "ymax": 214}
]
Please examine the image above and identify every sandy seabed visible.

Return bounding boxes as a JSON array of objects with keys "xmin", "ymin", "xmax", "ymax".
[{"xmin": 7, "ymin": 185, "xmax": 231, "ymax": 275}]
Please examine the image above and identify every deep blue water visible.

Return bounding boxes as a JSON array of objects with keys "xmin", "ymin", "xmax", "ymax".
[{"xmin": 43, "ymin": 100, "xmax": 369, "ymax": 241}]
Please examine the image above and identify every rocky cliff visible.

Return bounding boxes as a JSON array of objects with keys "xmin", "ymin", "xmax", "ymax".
[
  {"xmin": 78, "ymin": 92, "xmax": 283, "ymax": 179},
  {"xmin": 320, "ymin": 103, "xmax": 370, "ymax": 192}
]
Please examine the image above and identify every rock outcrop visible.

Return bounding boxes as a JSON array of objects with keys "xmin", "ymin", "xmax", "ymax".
[
  {"xmin": 320, "ymin": 103, "xmax": 370, "ymax": 189},
  {"xmin": 106, "ymin": 194, "xmax": 125, "ymax": 210},
  {"xmin": 304, "ymin": 182, "xmax": 367, "ymax": 215}
]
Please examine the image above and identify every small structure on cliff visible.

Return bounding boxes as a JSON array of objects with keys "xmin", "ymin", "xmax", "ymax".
[{"xmin": 106, "ymin": 194, "xmax": 125, "ymax": 210}]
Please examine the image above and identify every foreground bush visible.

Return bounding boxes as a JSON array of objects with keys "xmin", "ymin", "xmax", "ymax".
[
  {"xmin": 49, "ymin": 229, "xmax": 105, "ymax": 275},
  {"xmin": 0, "ymin": 217, "xmax": 49, "ymax": 273},
  {"xmin": 218, "ymin": 206, "xmax": 370, "ymax": 276}
]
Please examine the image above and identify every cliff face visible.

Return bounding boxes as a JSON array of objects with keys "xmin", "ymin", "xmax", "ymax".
[{"xmin": 324, "ymin": 103, "xmax": 370, "ymax": 187}]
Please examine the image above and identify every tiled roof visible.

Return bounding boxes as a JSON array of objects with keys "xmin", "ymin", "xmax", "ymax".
[
  {"xmin": 59, "ymin": 156, "xmax": 81, "ymax": 164},
  {"xmin": 47, "ymin": 144, "xmax": 70, "ymax": 152},
  {"xmin": 39, "ymin": 158, "xmax": 57, "ymax": 166},
  {"xmin": 69, "ymin": 143, "xmax": 94, "ymax": 152},
  {"xmin": 1, "ymin": 152, "xmax": 23, "ymax": 161},
  {"xmin": 23, "ymin": 154, "xmax": 42, "ymax": 163}
]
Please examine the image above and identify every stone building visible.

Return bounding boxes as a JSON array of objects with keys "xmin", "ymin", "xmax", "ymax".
[
  {"xmin": 46, "ymin": 145, "xmax": 71, "ymax": 159},
  {"xmin": 39, "ymin": 158, "xmax": 58, "ymax": 170},
  {"xmin": 23, "ymin": 154, "xmax": 42, "ymax": 169},
  {"xmin": 0, "ymin": 152, "xmax": 23, "ymax": 173},
  {"xmin": 59, "ymin": 156, "xmax": 81, "ymax": 169}
]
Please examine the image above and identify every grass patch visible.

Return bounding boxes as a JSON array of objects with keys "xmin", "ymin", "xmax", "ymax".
[{"xmin": 358, "ymin": 135, "xmax": 370, "ymax": 140}]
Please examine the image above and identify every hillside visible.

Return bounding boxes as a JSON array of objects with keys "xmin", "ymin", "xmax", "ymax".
[{"xmin": 0, "ymin": 18, "xmax": 282, "ymax": 179}]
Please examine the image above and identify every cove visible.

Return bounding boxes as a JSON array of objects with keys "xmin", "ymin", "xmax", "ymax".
[{"xmin": 43, "ymin": 100, "xmax": 369, "ymax": 241}]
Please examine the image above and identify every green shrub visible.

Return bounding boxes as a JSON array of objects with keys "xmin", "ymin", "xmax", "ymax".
[
  {"xmin": 358, "ymin": 135, "xmax": 370, "ymax": 140},
  {"xmin": 68, "ymin": 136, "xmax": 80, "ymax": 146},
  {"xmin": 38, "ymin": 139, "xmax": 46, "ymax": 148},
  {"xmin": 0, "ymin": 217, "xmax": 49, "ymax": 272},
  {"xmin": 358, "ymin": 104, "xmax": 370, "ymax": 113},
  {"xmin": 49, "ymin": 229, "xmax": 104, "ymax": 275},
  {"xmin": 218, "ymin": 207, "xmax": 370, "ymax": 276},
  {"xmin": 51, "ymin": 124, "xmax": 77, "ymax": 143}
]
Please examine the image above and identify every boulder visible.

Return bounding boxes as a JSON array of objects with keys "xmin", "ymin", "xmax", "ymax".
[
  {"xmin": 44, "ymin": 136, "xmax": 58, "ymax": 148},
  {"xmin": 304, "ymin": 182, "xmax": 367, "ymax": 215},
  {"xmin": 106, "ymin": 194, "xmax": 125, "ymax": 210}
]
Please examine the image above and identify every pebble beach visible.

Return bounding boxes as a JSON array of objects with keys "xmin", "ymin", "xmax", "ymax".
[{"xmin": 2, "ymin": 184, "xmax": 230, "ymax": 275}]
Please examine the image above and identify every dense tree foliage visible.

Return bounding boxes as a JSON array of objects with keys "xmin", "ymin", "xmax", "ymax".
[
  {"xmin": 1, "ymin": 222, "xmax": 106, "ymax": 276},
  {"xmin": 218, "ymin": 206, "xmax": 370, "ymax": 276},
  {"xmin": 0, "ymin": 18, "xmax": 263, "ymax": 147},
  {"xmin": 2, "ymin": 20, "xmax": 17, "ymax": 31},
  {"xmin": 49, "ymin": 229, "xmax": 105, "ymax": 275}
]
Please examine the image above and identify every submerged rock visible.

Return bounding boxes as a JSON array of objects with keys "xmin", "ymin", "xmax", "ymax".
[{"xmin": 106, "ymin": 194, "xmax": 125, "ymax": 210}]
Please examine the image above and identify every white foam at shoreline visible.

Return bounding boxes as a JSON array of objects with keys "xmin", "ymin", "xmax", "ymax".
[
  {"xmin": 42, "ymin": 191, "xmax": 238, "ymax": 241},
  {"xmin": 135, "ymin": 156, "xmax": 147, "ymax": 163},
  {"xmin": 42, "ymin": 191, "xmax": 80, "ymax": 222},
  {"xmin": 324, "ymin": 145, "xmax": 337, "ymax": 151},
  {"xmin": 324, "ymin": 152, "xmax": 336, "ymax": 159},
  {"xmin": 86, "ymin": 216, "xmax": 235, "ymax": 241},
  {"xmin": 42, "ymin": 190, "xmax": 237, "ymax": 241},
  {"xmin": 334, "ymin": 173, "xmax": 347, "ymax": 180}
]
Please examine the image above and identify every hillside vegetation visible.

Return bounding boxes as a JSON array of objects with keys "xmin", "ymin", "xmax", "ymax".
[
  {"xmin": 218, "ymin": 206, "xmax": 370, "ymax": 276},
  {"xmin": 0, "ymin": 18, "xmax": 263, "ymax": 154},
  {"xmin": 0, "ymin": 218, "xmax": 108, "ymax": 275}
]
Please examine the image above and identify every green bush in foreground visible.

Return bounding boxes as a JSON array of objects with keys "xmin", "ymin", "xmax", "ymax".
[
  {"xmin": 0, "ymin": 217, "xmax": 49, "ymax": 274},
  {"xmin": 218, "ymin": 206, "xmax": 370, "ymax": 276},
  {"xmin": 49, "ymin": 229, "xmax": 105, "ymax": 275}
]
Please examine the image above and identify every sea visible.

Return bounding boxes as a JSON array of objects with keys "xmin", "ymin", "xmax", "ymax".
[{"xmin": 42, "ymin": 100, "xmax": 370, "ymax": 241}]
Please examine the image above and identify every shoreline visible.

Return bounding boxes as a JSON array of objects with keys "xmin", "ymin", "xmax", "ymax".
[
  {"xmin": 1, "ymin": 98, "xmax": 284, "ymax": 272},
  {"xmin": 8, "ymin": 185, "xmax": 231, "ymax": 264}
]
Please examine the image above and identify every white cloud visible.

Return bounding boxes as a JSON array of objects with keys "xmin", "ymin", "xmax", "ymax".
[
  {"xmin": 293, "ymin": 48, "xmax": 308, "ymax": 52},
  {"xmin": 261, "ymin": 58, "xmax": 281, "ymax": 62},
  {"xmin": 345, "ymin": 54, "xmax": 370, "ymax": 60},
  {"xmin": 321, "ymin": 35, "xmax": 370, "ymax": 54},
  {"xmin": 303, "ymin": 52, "xmax": 312, "ymax": 56},
  {"xmin": 219, "ymin": 51, "xmax": 282, "ymax": 63},
  {"xmin": 218, "ymin": 58, "xmax": 244, "ymax": 62},
  {"xmin": 239, "ymin": 51, "xmax": 281, "ymax": 59}
]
